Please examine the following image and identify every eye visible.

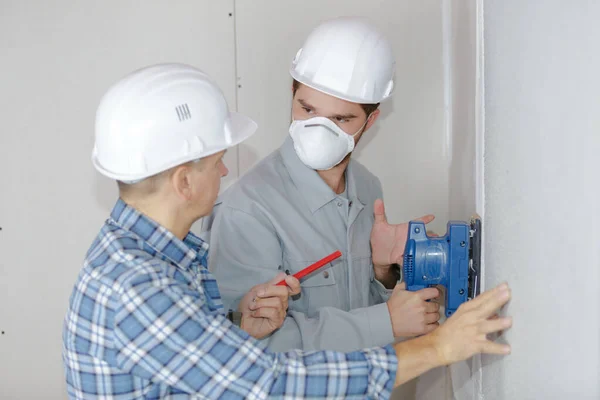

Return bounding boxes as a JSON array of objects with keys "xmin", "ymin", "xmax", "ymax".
[
  {"xmin": 302, "ymin": 106, "xmax": 314, "ymax": 114},
  {"xmin": 335, "ymin": 117, "xmax": 350, "ymax": 123}
]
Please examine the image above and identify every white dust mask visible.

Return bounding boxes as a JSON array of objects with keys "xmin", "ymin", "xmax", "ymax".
[{"xmin": 289, "ymin": 116, "xmax": 367, "ymax": 170}]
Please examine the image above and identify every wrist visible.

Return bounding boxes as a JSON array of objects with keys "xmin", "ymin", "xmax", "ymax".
[
  {"xmin": 227, "ymin": 309, "xmax": 243, "ymax": 329},
  {"xmin": 374, "ymin": 263, "xmax": 400, "ymax": 289},
  {"xmin": 419, "ymin": 334, "xmax": 445, "ymax": 368},
  {"xmin": 373, "ymin": 263, "xmax": 391, "ymax": 273},
  {"xmin": 386, "ymin": 299, "xmax": 399, "ymax": 337},
  {"xmin": 392, "ymin": 334, "xmax": 443, "ymax": 387}
]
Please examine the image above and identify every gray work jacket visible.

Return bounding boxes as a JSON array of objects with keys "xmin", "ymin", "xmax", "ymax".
[{"xmin": 204, "ymin": 137, "xmax": 394, "ymax": 352}]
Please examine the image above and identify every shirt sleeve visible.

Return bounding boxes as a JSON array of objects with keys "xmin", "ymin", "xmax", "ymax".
[
  {"xmin": 112, "ymin": 262, "xmax": 398, "ymax": 399},
  {"xmin": 268, "ymin": 303, "xmax": 394, "ymax": 353},
  {"xmin": 209, "ymin": 205, "xmax": 395, "ymax": 352}
]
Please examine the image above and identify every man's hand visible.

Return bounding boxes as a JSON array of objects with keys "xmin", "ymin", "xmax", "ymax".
[
  {"xmin": 237, "ymin": 273, "xmax": 301, "ymax": 339},
  {"xmin": 370, "ymin": 199, "xmax": 434, "ymax": 287},
  {"xmin": 392, "ymin": 283, "xmax": 512, "ymax": 387},
  {"xmin": 387, "ymin": 282, "xmax": 441, "ymax": 337},
  {"xmin": 428, "ymin": 282, "xmax": 513, "ymax": 364}
]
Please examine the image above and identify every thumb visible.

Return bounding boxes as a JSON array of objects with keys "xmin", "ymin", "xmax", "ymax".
[
  {"xmin": 373, "ymin": 199, "xmax": 387, "ymax": 223},
  {"xmin": 268, "ymin": 272, "xmax": 288, "ymax": 286},
  {"xmin": 415, "ymin": 214, "xmax": 436, "ymax": 224},
  {"xmin": 392, "ymin": 282, "xmax": 407, "ymax": 295}
]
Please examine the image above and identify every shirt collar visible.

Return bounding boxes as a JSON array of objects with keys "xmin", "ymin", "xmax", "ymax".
[
  {"xmin": 280, "ymin": 136, "xmax": 365, "ymax": 214},
  {"xmin": 109, "ymin": 199, "xmax": 209, "ymax": 271}
]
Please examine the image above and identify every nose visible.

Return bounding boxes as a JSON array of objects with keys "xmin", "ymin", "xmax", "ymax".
[{"xmin": 220, "ymin": 162, "xmax": 229, "ymax": 177}]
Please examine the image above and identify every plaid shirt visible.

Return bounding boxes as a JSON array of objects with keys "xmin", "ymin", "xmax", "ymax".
[{"xmin": 63, "ymin": 199, "xmax": 397, "ymax": 399}]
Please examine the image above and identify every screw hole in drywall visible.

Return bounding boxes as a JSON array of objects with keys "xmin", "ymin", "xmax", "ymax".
[
  {"xmin": 1, "ymin": 331, "xmax": 4, "ymax": 335},
  {"xmin": 228, "ymin": 13, "xmax": 232, "ymax": 17}
]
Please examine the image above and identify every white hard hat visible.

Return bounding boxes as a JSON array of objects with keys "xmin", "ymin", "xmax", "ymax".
[
  {"xmin": 290, "ymin": 17, "xmax": 395, "ymax": 104},
  {"xmin": 92, "ymin": 63, "xmax": 256, "ymax": 182}
]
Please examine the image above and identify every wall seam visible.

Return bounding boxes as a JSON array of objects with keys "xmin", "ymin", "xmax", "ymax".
[
  {"xmin": 441, "ymin": 1, "xmax": 453, "ymax": 399},
  {"xmin": 474, "ymin": 0, "xmax": 486, "ymax": 398},
  {"xmin": 232, "ymin": 0, "xmax": 241, "ymax": 179}
]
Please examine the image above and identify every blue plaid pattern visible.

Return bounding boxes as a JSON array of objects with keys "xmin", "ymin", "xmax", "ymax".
[{"xmin": 63, "ymin": 199, "xmax": 397, "ymax": 399}]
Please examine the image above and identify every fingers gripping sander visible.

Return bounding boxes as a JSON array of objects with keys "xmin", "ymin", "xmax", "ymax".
[{"xmin": 403, "ymin": 218, "xmax": 482, "ymax": 317}]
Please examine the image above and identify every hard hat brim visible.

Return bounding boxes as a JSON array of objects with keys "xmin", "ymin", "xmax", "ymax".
[
  {"xmin": 290, "ymin": 69, "xmax": 386, "ymax": 105},
  {"xmin": 92, "ymin": 111, "xmax": 257, "ymax": 181},
  {"xmin": 227, "ymin": 111, "xmax": 258, "ymax": 149}
]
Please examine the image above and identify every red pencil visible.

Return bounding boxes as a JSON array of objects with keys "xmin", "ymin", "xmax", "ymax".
[{"xmin": 276, "ymin": 250, "xmax": 342, "ymax": 286}]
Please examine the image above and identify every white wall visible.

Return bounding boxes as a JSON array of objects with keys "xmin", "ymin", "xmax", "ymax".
[
  {"xmin": 447, "ymin": 0, "xmax": 481, "ymax": 223},
  {"xmin": 0, "ymin": 2, "xmax": 237, "ymax": 398},
  {"xmin": 480, "ymin": 1, "xmax": 600, "ymax": 398},
  {"xmin": 416, "ymin": 1, "xmax": 486, "ymax": 399},
  {"xmin": 444, "ymin": 1, "xmax": 486, "ymax": 399}
]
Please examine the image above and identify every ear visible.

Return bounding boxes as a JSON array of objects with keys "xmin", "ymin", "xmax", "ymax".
[
  {"xmin": 171, "ymin": 165, "xmax": 193, "ymax": 201},
  {"xmin": 364, "ymin": 109, "xmax": 381, "ymax": 131}
]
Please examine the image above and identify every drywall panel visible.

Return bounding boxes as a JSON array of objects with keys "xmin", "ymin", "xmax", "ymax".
[
  {"xmin": 234, "ymin": 0, "xmax": 450, "ymax": 234},
  {"xmin": 447, "ymin": 0, "xmax": 479, "ymax": 223},
  {"xmin": 444, "ymin": 0, "xmax": 485, "ymax": 399},
  {"xmin": 481, "ymin": 0, "xmax": 600, "ymax": 398},
  {"xmin": 0, "ymin": 2, "xmax": 236, "ymax": 398}
]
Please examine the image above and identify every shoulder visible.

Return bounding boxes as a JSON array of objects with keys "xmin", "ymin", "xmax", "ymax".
[
  {"xmin": 220, "ymin": 147, "xmax": 289, "ymax": 213},
  {"xmin": 82, "ymin": 224, "xmax": 184, "ymax": 294}
]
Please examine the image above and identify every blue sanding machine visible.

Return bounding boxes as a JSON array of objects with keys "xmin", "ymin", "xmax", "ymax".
[{"xmin": 403, "ymin": 217, "xmax": 482, "ymax": 317}]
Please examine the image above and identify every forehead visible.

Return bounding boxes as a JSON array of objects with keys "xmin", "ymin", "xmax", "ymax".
[{"xmin": 294, "ymin": 84, "xmax": 365, "ymax": 117}]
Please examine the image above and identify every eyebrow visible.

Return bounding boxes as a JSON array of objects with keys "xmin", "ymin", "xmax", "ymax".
[{"xmin": 297, "ymin": 98, "xmax": 358, "ymax": 120}]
